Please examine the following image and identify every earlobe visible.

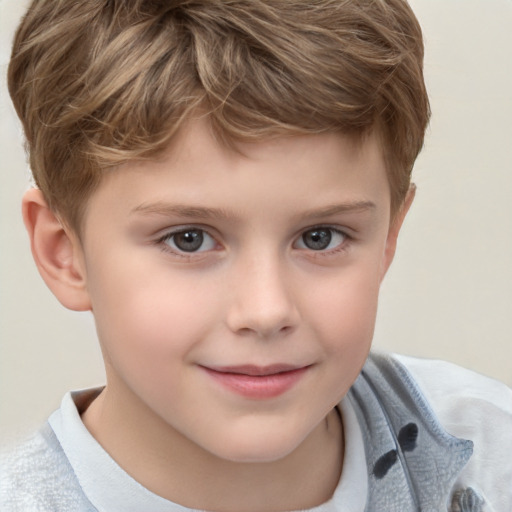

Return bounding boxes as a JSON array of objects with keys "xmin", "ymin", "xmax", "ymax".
[
  {"xmin": 380, "ymin": 184, "xmax": 416, "ymax": 281},
  {"xmin": 22, "ymin": 188, "xmax": 91, "ymax": 311}
]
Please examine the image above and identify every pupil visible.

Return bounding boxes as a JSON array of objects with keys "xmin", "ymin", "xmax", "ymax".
[
  {"xmin": 303, "ymin": 229, "xmax": 331, "ymax": 250},
  {"xmin": 175, "ymin": 230, "xmax": 203, "ymax": 252}
]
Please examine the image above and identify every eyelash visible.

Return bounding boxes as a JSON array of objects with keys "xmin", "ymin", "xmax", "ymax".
[{"xmin": 155, "ymin": 225, "xmax": 352, "ymax": 258}]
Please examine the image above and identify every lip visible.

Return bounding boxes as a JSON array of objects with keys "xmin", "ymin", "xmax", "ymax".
[{"xmin": 200, "ymin": 364, "xmax": 310, "ymax": 399}]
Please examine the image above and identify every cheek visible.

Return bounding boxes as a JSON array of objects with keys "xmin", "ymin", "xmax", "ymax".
[
  {"xmin": 87, "ymin": 255, "xmax": 221, "ymax": 367},
  {"xmin": 307, "ymin": 264, "xmax": 381, "ymax": 353}
]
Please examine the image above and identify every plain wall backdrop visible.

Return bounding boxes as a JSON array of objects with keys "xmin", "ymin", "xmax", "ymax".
[{"xmin": 1, "ymin": 0, "xmax": 511, "ymax": 439}]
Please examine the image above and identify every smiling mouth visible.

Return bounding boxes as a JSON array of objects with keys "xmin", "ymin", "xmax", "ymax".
[{"xmin": 199, "ymin": 364, "xmax": 310, "ymax": 399}]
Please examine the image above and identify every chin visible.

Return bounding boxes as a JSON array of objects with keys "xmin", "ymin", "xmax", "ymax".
[
  {"xmin": 217, "ymin": 445, "xmax": 296, "ymax": 464},
  {"xmin": 206, "ymin": 426, "xmax": 309, "ymax": 464}
]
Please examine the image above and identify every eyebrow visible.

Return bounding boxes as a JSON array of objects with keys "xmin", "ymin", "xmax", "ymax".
[
  {"xmin": 131, "ymin": 200, "xmax": 376, "ymax": 221},
  {"xmin": 131, "ymin": 202, "xmax": 232, "ymax": 221},
  {"xmin": 299, "ymin": 201, "xmax": 376, "ymax": 219}
]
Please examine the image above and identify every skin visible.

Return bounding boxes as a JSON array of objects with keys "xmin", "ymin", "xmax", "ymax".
[{"xmin": 23, "ymin": 119, "xmax": 413, "ymax": 512}]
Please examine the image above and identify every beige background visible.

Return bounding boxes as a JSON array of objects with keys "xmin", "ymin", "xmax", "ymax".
[{"xmin": 1, "ymin": 0, "xmax": 511, "ymax": 439}]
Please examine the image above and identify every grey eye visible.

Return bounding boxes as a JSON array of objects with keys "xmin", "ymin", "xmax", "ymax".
[
  {"xmin": 166, "ymin": 229, "xmax": 215, "ymax": 253},
  {"xmin": 296, "ymin": 228, "xmax": 346, "ymax": 251},
  {"xmin": 173, "ymin": 230, "xmax": 203, "ymax": 252}
]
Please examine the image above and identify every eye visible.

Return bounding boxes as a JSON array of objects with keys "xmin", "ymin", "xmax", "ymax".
[
  {"xmin": 295, "ymin": 227, "xmax": 346, "ymax": 251},
  {"xmin": 162, "ymin": 228, "xmax": 217, "ymax": 253}
]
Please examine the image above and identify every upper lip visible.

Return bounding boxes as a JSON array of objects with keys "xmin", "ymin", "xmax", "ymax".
[{"xmin": 201, "ymin": 364, "xmax": 309, "ymax": 376}]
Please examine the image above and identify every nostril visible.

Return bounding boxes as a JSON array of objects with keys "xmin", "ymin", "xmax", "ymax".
[{"xmin": 228, "ymin": 316, "xmax": 297, "ymax": 339}]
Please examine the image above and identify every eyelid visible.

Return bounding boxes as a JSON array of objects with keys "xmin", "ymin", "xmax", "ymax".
[{"xmin": 156, "ymin": 223, "xmax": 216, "ymax": 240}]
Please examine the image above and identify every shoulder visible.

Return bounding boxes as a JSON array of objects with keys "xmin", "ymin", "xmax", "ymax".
[
  {"xmin": 0, "ymin": 423, "xmax": 95, "ymax": 512},
  {"xmin": 392, "ymin": 353, "xmax": 512, "ymax": 510},
  {"xmin": 392, "ymin": 353, "xmax": 512, "ymax": 415}
]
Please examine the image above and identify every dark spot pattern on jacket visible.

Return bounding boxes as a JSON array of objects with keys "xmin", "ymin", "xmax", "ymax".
[
  {"xmin": 398, "ymin": 422, "xmax": 418, "ymax": 452},
  {"xmin": 373, "ymin": 449, "xmax": 397, "ymax": 479}
]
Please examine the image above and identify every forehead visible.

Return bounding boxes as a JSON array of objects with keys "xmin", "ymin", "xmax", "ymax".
[{"xmin": 82, "ymin": 119, "xmax": 390, "ymax": 233}]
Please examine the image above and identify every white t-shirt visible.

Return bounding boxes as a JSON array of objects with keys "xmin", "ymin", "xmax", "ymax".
[{"xmin": 48, "ymin": 388, "xmax": 368, "ymax": 512}]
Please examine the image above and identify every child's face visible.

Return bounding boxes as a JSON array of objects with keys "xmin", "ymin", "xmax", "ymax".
[{"xmin": 77, "ymin": 119, "xmax": 402, "ymax": 463}]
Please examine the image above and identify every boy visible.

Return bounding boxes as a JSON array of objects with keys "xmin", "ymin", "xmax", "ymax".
[{"xmin": 1, "ymin": 1, "xmax": 511, "ymax": 511}]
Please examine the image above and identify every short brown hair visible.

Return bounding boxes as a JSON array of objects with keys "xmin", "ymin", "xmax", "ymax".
[{"xmin": 8, "ymin": 0, "xmax": 430, "ymax": 231}]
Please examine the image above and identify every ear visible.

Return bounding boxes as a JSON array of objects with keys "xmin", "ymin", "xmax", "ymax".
[
  {"xmin": 22, "ymin": 188, "xmax": 91, "ymax": 311},
  {"xmin": 380, "ymin": 184, "xmax": 416, "ymax": 281}
]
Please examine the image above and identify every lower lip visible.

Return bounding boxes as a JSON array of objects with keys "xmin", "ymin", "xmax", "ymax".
[{"xmin": 201, "ymin": 367, "xmax": 309, "ymax": 399}]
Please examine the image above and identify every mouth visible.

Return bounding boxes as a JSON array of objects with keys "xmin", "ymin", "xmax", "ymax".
[{"xmin": 199, "ymin": 364, "xmax": 311, "ymax": 399}]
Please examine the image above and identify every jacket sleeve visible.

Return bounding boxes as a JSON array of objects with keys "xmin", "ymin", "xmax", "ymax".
[{"xmin": 394, "ymin": 354, "xmax": 512, "ymax": 512}]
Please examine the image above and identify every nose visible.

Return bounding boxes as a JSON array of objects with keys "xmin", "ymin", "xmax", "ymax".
[{"xmin": 225, "ymin": 252, "xmax": 300, "ymax": 339}]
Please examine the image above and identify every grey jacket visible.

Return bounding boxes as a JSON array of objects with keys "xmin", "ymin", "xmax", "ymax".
[{"xmin": 349, "ymin": 353, "xmax": 478, "ymax": 511}]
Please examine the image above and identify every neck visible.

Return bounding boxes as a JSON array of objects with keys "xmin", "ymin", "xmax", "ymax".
[{"xmin": 82, "ymin": 384, "xmax": 344, "ymax": 512}]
